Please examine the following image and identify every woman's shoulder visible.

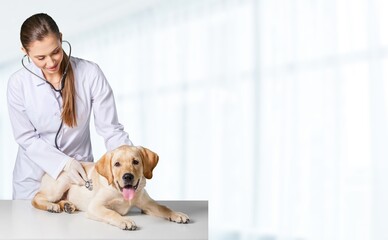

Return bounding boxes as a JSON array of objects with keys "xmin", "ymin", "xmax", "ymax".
[
  {"xmin": 71, "ymin": 57, "xmax": 107, "ymax": 87},
  {"xmin": 71, "ymin": 56, "xmax": 101, "ymax": 72},
  {"xmin": 8, "ymin": 65, "xmax": 33, "ymax": 86}
]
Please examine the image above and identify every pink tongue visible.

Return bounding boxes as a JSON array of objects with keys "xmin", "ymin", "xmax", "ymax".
[{"xmin": 123, "ymin": 188, "xmax": 135, "ymax": 200}]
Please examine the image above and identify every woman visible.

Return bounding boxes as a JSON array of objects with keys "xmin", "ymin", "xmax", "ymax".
[{"xmin": 7, "ymin": 13, "xmax": 132, "ymax": 199}]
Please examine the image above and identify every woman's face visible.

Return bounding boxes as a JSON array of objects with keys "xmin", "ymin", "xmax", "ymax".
[{"xmin": 23, "ymin": 33, "xmax": 63, "ymax": 77}]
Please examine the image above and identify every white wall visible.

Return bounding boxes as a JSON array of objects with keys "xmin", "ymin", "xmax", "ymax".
[{"xmin": 1, "ymin": 0, "xmax": 388, "ymax": 239}]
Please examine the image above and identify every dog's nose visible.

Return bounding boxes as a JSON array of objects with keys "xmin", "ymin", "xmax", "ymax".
[{"xmin": 122, "ymin": 173, "xmax": 134, "ymax": 182}]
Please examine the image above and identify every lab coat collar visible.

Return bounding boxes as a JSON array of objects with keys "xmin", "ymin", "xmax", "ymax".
[
  {"xmin": 24, "ymin": 61, "xmax": 63, "ymax": 109},
  {"xmin": 24, "ymin": 61, "xmax": 49, "ymax": 87}
]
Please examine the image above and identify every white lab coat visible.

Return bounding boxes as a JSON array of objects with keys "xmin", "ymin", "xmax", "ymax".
[{"xmin": 7, "ymin": 57, "xmax": 132, "ymax": 199}]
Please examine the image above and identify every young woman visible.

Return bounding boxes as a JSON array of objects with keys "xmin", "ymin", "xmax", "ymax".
[{"xmin": 7, "ymin": 13, "xmax": 132, "ymax": 199}]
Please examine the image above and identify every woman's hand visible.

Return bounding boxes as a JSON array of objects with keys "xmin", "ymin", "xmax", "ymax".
[{"xmin": 63, "ymin": 158, "xmax": 87, "ymax": 185}]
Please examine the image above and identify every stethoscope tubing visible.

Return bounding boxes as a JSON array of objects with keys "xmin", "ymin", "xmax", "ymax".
[
  {"xmin": 21, "ymin": 40, "xmax": 72, "ymax": 94},
  {"xmin": 21, "ymin": 40, "xmax": 72, "ymax": 150}
]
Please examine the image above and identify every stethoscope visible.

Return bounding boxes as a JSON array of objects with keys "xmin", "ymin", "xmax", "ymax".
[
  {"xmin": 21, "ymin": 41, "xmax": 94, "ymax": 191},
  {"xmin": 21, "ymin": 40, "xmax": 72, "ymax": 151}
]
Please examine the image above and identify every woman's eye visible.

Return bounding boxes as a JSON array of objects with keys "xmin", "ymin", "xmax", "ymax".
[
  {"xmin": 133, "ymin": 160, "xmax": 139, "ymax": 165},
  {"xmin": 38, "ymin": 57, "xmax": 45, "ymax": 61},
  {"xmin": 114, "ymin": 162, "xmax": 121, "ymax": 167}
]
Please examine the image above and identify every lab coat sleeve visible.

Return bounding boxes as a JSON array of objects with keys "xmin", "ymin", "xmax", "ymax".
[
  {"xmin": 7, "ymin": 77, "xmax": 71, "ymax": 179},
  {"xmin": 90, "ymin": 64, "xmax": 133, "ymax": 151}
]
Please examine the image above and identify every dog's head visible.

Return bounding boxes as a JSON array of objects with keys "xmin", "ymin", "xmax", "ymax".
[{"xmin": 95, "ymin": 145, "xmax": 159, "ymax": 200}]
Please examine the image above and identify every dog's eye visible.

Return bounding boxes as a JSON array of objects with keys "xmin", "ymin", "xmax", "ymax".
[
  {"xmin": 114, "ymin": 162, "xmax": 121, "ymax": 167},
  {"xmin": 133, "ymin": 160, "xmax": 139, "ymax": 165}
]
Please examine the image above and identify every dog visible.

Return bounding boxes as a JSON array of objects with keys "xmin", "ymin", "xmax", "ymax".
[{"xmin": 31, "ymin": 145, "xmax": 190, "ymax": 230}]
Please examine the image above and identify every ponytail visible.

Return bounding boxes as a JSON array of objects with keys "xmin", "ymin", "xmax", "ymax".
[{"xmin": 60, "ymin": 53, "xmax": 77, "ymax": 127}]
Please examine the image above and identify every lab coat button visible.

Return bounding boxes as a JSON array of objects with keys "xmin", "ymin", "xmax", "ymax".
[{"xmin": 74, "ymin": 154, "xmax": 82, "ymax": 161}]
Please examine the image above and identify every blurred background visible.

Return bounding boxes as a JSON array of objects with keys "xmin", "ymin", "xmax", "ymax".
[{"xmin": 1, "ymin": 0, "xmax": 388, "ymax": 239}]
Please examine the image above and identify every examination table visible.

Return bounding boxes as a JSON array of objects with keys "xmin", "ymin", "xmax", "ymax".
[{"xmin": 0, "ymin": 200, "xmax": 208, "ymax": 240}]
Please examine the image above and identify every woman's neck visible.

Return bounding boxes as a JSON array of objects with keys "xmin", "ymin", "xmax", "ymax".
[{"xmin": 43, "ymin": 71, "xmax": 62, "ymax": 89}]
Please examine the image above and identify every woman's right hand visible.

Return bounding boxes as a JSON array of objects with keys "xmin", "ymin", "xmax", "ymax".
[{"xmin": 63, "ymin": 158, "xmax": 87, "ymax": 185}]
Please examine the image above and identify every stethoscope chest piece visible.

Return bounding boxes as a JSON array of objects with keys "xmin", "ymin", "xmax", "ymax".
[{"xmin": 85, "ymin": 179, "xmax": 93, "ymax": 191}]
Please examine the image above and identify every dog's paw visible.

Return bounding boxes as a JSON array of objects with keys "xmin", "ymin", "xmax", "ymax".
[
  {"xmin": 63, "ymin": 202, "xmax": 76, "ymax": 214},
  {"xmin": 57, "ymin": 200, "xmax": 76, "ymax": 214},
  {"xmin": 168, "ymin": 212, "xmax": 190, "ymax": 224},
  {"xmin": 119, "ymin": 219, "xmax": 137, "ymax": 231},
  {"xmin": 47, "ymin": 203, "xmax": 62, "ymax": 213}
]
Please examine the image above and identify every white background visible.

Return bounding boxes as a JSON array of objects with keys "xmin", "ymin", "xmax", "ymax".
[{"xmin": 1, "ymin": 0, "xmax": 388, "ymax": 239}]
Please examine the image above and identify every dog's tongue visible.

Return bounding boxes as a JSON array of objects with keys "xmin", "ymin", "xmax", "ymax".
[{"xmin": 123, "ymin": 188, "xmax": 135, "ymax": 200}]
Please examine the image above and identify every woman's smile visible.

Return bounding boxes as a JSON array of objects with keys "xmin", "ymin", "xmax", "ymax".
[{"xmin": 46, "ymin": 64, "xmax": 59, "ymax": 72}]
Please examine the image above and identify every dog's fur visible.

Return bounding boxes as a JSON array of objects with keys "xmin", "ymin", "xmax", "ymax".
[{"xmin": 32, "ymin": 145, "xmax": 189, "ymax": 230}]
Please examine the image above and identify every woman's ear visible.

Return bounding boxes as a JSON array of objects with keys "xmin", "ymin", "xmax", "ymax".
[
  {"xmin": 138, "ymin": 146, "xmax": 159, "ymax": 179},
  {"xmin": 95, "ymin": 151, "xmax": 113, "ymax": 185},
  {"xmin": 21, "ymin": 47, "xmax": 27, "ymax": 55}
]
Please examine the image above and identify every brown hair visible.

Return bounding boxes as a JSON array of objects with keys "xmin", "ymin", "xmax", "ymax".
[{"xmin": 20, "ymin": 13, "xmax": 77, "ymax": 127}]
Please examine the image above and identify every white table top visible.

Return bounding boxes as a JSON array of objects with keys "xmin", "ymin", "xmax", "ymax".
[{"xmin": 0, "ymin": 200, "xmax": 208, "ymax": 240}]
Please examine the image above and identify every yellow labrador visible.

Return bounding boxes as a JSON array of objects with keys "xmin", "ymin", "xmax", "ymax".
[{"xmin": 32, "ymin": 145, "xmax": 190, "ymax": 230}]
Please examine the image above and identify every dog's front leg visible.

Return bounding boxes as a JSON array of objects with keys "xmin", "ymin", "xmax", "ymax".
[
  {"xmin": 137, "ymin": 190, "xmax": 190, "ymax": 224},
  {"xmin": 86, "ymin": 202, "xmax": 137, "ymax": 230}
]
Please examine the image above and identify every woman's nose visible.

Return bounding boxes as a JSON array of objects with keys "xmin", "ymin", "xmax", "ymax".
[{"xmin": 46, "ymin": 56, "xmax": 55, "ymax": 66}]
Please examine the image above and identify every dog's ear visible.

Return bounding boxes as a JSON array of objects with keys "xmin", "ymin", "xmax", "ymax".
[
  {"xmin": 138, "ymin": 146, "xmax": 159, "ymax": 179},
  {"xmin": 95, "ymin": 151, "xmax": 114, "ymax": 185}
]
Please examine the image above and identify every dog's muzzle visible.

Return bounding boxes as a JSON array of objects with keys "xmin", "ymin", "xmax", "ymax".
[{"xmin": 118, "ymin": 174, "xmax": 140, "ymax": 201}]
